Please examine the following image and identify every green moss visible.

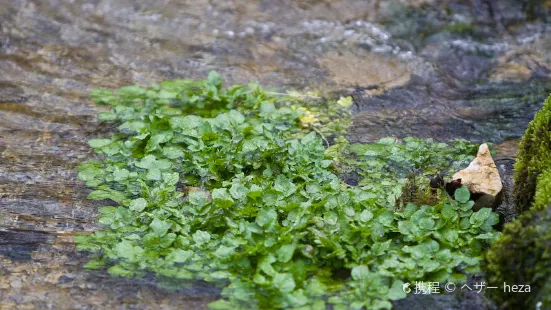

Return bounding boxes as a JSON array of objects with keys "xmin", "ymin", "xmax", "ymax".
[
  {"xmin": 514, "ymin": 94, "xmax": 551, "ymax": 213},
  {"xmin": 533, "ymin": 169, "xmax": 551, "ymax": 211},
  {"xmin": 484, "ymin": 204, "xmax": 551, "ymax": 309},
  {"xmin": 486, "ymin": 93, "xmax": 551, "ymax": 308},
  {"xmin": 394, "ymin": 173, "xmax": 440, "ymax": 211}
]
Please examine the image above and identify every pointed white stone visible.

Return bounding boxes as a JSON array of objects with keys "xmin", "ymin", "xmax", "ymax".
[{"xmin": 452, "ymin": 143, "xmax": 503, "ymax": 197}]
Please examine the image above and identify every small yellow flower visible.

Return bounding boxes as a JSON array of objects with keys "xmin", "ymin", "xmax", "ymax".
[{"xmin": 299, "ymin": 110, "xmax": 319, "ymax": 128}]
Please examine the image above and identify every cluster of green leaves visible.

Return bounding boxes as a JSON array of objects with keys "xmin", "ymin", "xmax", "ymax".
[
  {"xmin": 76, "ymin": 72, "xmax": 500, "ymax": 309},
  {"xmin": 345, "ymin": 138, "xmax": 479, "ymax": 207}
]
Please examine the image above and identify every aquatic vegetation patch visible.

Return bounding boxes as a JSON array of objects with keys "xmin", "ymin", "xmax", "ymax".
[
  {"xmin": 76, "ymin": 73, "xmax": 500, "ymax": 309},
  {"xmin": 343, "ymin": 138, "xmax": 478, "ymax": 207}
]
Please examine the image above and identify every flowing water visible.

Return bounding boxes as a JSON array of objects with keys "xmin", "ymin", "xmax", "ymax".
[{"xmin": 1, "ymin": 0, "xmax": 550, "ymax": 309}]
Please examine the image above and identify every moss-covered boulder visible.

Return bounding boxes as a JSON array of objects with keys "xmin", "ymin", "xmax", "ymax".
[
  {"xmin": 484, "ymin": 204, "xmax": 551, "ymax": 309},
  {"xmin": 513, "ymin": 94, "xmax": 551, "ymax": 213},
  {"xmin": 485, "ymin": 93, "xmax": 551, "ymax": 309}
]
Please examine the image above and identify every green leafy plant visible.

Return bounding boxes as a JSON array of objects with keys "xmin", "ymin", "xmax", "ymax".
[
  {"xmin": 76, "ymin": 72, "xmax": 500, "ymax": 309},
  {"xmin": 344, "ymin": 137, "xmax": 478, "ymax": 207}
]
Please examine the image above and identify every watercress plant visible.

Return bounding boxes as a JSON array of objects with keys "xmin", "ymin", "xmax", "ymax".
[
  {"xmin": 76, "ymin": 72, "xmax": 500, "ymax": 309},
  {"xmin": 344, "ymin": 137, "xmax": 479, "ymax": 207}
]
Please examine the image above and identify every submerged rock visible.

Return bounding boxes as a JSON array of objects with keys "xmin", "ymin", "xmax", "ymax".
[{"xmin": 452, "ymin": 144, "xmax": 503, "ymax": 209}]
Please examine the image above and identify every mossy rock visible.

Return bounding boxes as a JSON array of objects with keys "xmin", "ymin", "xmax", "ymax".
[
  {"xmin": 486, "ymin": 93, "xmax": 551, "ymax": 309},
  {"xmin": 514, "ymin": 94, "xmax": 551, "ymax": 214},
  {"xmin": 484, "ymin": 204, "xmax": 551, "ymax": 309},
  {"xmin": 533, "ymin": 169, "xmax": 551, "ymax": 211}
]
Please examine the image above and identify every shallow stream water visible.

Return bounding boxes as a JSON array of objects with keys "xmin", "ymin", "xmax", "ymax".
[{"xmin": 1, "ymin": 0, "xmax": 550, "ymax": 309}]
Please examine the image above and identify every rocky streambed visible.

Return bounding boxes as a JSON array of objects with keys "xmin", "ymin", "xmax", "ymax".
[{"xmin": 1, "ymin": 0, "xmax": 550, "ymax": 309}]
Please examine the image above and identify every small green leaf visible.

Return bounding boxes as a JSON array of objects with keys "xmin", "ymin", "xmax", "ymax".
[
  {"xmin": 193, "ymin": 230, "xmax": 211, "ymax": 245},
  {"xmin": 403, "ymin": 203, "xmax": 418, "ymax": 217},
  {"xmin": 229, "ymin": 183, "xmax": 248, "ymax": 200},
  {"xmin": 472, "ymin": 207, "xmax": 492, "ymax": 223},
  {"xmin": 166, "ymin": 249, "xmax": 194, "ymax": 263},
  {"xmin": 146, "ymin": 168, "xmax": 162, "ymax": 180},
  {"xmin": 163, "ymin": 172, "xmax": 180, "ymax": 185},
  {"xmin": 129, "ymin": 198, "xmax": 147, "ymax": 212},
  {"xmin": 273, "ymin": 273, "xmax": 296, "ymax": 293},
  {"xmin": 260, "ymin": 102, "xmax": 276, "ymax": 113},
  {"xmin": 107, "ymin": 265, "xmax": 134, "ymax": 277},
  {"xmin": 98, "ymin": 111, "xmax": 117, "ymax": 121},
  {"xmin": 114, "ymin": 240, "xmax": 143, "ymax": 261},
  {"xmin": 99, "ymin": 206, "xmax": 117, "ymax": 214},
  {"xmin": 150, "ymin": 218, "xmax": 172, "ymax": 237},
  {"xmin": 359, "ymin": 209, "xmax": 374, "ymax": 222},
  {"xmin": 301, "ymin": 132, "xmax": 318, "ymax": 145},
  {"xmin": 135, "ymin": 155, "xmax": 157, "ymax": 169},
  {"xmin": 228, "ymin": 110, "xmax": 245, "ymax": 124},
  {"xmin": 276, "ymin": 244, "xmax": 296, "ymax": 263},
  {"xmin": 442, "ymin": 228, "xmax": 459, "ymax": 243},
  {"xmin": 256, "ymin": 208, "xmax": 277, "ymax": 227},
  {"xmin": 441, "ymin": 204, "xmax": 457, "ymax": 219},
  {"xmin": 88, "ymin": 189, "xmax": 126, "ymax": 202},
  {"xmin": 418, "ymin": 217, "xmax": 435, "ymax": 230},
  {"xmin": 274, "ymin": 175, "xmax": 296, "ymax": 196},
  {"xmin": 189, "ymin": 190, "xmax": 209, "ymax": 207},
  {"xmin": 117, "ymin": 85, "xmax": 146, "ymax": 97},
  {"xmin": 454, "ymin": 186, "xmax": 470, "ymax": 203},
  {"xmin": 214, "ymin": 246, "xmax": 235, "ymax": 259},
  {"xmin": 207, "ymin": 71, "xmax": 222, "ymax": 88},
  {"xmin": 89, "ymin": 139, "xmax": 112, "ymax": 148},
  {"xmin": 388, "ymin": 280, "xmax": 407, "ymax": 300},
  {"xmin": 436, "ymin": 249, "xmax": 452, "ymax": 262},
  {"xmin": 398, "ymin": 221, "xmax": 412, "ymax": 235},
  {"xmin": 371, "ymin": 222, "xmax": 385, "ymax": 242},
  {"xmin": 113, "ymin": 169, "xmax": 129, "ymax": 181},
  {"xmin": 371, "ymin": 240, "xmax": 391, "ymax": 256},
  {"xmin": 351, "ymin": 265, "xmax": 370, "ymax": 280},
  {"xmin": 212, "ymin": 188, "xmax": 234, "ymax": 207},
  {"xmin": 162, "ymin": 146, "xmax": 184, "ymax": 159},
  {"xmin": 377, "ymin": 211, "xmax": 394, "ymax": 226},
  {"xmin": 170, "ymin": 115, "xmax": 203, "ymax": 131}
]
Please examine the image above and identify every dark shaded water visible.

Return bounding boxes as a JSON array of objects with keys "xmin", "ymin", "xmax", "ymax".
[{"xmin": 1, "ymin": 0, "xmax": 550, "ymax": 309}]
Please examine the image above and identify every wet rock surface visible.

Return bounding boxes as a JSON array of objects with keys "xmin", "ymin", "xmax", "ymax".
[
  {"xmin": 392, "ymin": 274, "xmax": 497, "ymax": 310},
  {"xmin": 0, "ymin": 0, "xmax": 549, "ymax": 308}
]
